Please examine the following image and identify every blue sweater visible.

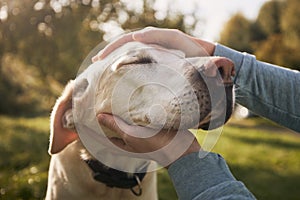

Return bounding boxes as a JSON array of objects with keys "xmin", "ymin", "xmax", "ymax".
[
  {"xmin": 169, "ymin": 152, "xmax": 255, "ymax": 200},
  {"xmin": 215, "ymin": 44, "xmax": 300, "ymax": 133},
  {"xmin": 167, "ymin": 44, "xmax": 300, "ymax": 199}
]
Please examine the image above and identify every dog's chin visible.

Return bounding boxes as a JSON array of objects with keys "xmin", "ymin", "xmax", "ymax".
[{"xmin": 79, "ymin": 147, "xmax": 94, "ymax": 161}]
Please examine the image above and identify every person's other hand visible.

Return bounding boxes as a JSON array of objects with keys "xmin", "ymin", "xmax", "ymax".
[
  {"xmin": 97, "ymin": 113, "xmax": 201, "ymax": 167},
  {"xmin": 92, "ymin": 27, "xmax": 216, "ymax": 62}
]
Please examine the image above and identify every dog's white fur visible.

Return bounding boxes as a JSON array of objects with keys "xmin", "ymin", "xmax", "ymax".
[
  {"xmin": 46, "ymin": 140, "xmax": 157, "ymax": 200},
  {"xmin": 46, "ymin": 78, "xmax": 157, "ymax": 200},
  {"xmin": 46, "ymin": 42, "xmax": 233, "ymax": 199}
]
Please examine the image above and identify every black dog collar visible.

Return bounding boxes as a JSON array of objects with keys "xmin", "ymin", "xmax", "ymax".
[{"xmin": 84, "ymin": 159, "xmax": 148, "ymax": 196}]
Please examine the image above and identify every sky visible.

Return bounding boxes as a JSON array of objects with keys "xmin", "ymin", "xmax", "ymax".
[{"xmin": 153, "ymin": 0, "xmax": 271, "ymax": 41}]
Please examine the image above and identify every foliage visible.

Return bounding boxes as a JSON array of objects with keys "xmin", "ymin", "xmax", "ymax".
[
  {"xmin": 220, "ymin": 0, "xmax": 300, "ymax": 70},
  {"xmin": 219, "ymin": 13, "xmax": 253, "ymax": 52},
  {"xmin": 2, "ymin": 0, "xmax": 299, "ymax": 116},
  {"xmin": 0, "ymin": 53, "xmax": 61, "ymax": 115},
  {"xmin": 0, "ymin": 0, "xmax": 196, "ymax": 116},
  {"xmin": 256, "ymin": 0, "xmax": 283, "ymax": 36},
  {"xmin": 280, "ymin": 0, "xmax": 300, "ymax": 49}
]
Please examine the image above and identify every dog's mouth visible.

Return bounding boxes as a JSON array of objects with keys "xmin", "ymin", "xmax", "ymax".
[
  {"xmin": 166, "ymin": 56, "xmax": 235, "ymax": 130},
  {"xmin": 198, "ymin": 84, "xmax": 234, "ymax": 130},
  {"xmin": 194, "ymin": 60, "xmax": 234, "ymax": 130}
]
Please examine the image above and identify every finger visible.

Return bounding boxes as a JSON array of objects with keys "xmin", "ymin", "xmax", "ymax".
[
  {"xmin": 92, "ymin": 33, "xmax": 134, "ymax": 61},
  {"xmin": 134, "ymin": 27, "xmax": 208, "ymax": 57},
  {"xmin": 109, "ymin": 137, "xmax": 130, "ymax": 151},
  {"xmin": 109, "ymin": 137, "xmax": 136, "ymax": 153},
  {"xmin": 109, "ymin": 137, "xmax": 125, "ymax": 147},
  {"xmin": 189, "ymin": 36, "xmax": 216, "ymax": 56},
  {"xmin": 213, "ymin": 57, "xmax": 235, "ymax": 83},
  {"xmin": 97, "ymin": 113, "xmax": 129, "ymax": 139},
  {"xmin": 132, "ymin": 27, "xmax": 171, "ymax": 45},
  {"xmin": 133, "ymin": 27, "xmax": 188, "ymax": 49},
  {"xmin": 203, "ymin": 57, "xmax": 235, "ymax": 83}
]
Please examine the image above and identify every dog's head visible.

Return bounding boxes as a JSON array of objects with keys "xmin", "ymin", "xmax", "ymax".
[
  {"xmin": 49, "ymin": 41, "xmax": 234, "ymax": 171},
  {"xmin": 74, "ymin": 42, "xmax": 234, "ymax": 133}
]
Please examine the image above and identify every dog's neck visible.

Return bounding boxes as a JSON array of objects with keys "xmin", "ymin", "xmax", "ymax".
[
  {"xmin": 78, "ymin": 140, "xmax": 149, "ymax": 196},
  {"xmin": 84, "ymin": 159, "xmax": 148, "ymax": 196}
]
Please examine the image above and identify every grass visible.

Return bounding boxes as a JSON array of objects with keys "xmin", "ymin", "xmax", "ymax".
[
  {"xmin": 0, "ymin": 115, "xmax": 300, "ymax": 199},
  {"xmin": 0, "ymin": 116, "xmax": 50, "ymax": 199},
  {"xmin": 194, "ymin": 118, "xmax": 300, "ymax": 200}
]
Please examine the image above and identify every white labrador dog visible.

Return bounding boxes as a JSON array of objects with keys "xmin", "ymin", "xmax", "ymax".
[{"xmin": 46, "ymin": 42, "xmax": 234, "ymax": 200}]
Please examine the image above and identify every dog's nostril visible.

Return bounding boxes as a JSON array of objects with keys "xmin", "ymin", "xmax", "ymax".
[{"xmin": 74, "ymin": 78, "xmax": 89, "ymax": 98}]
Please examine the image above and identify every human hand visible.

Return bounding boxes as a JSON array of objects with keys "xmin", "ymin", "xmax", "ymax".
[
  {"xmin": 92, "ymin": 27, "xmax": 216, "ymax": 61},
  {"xmin": 97, "ymin": 113, "xmax": 201, "ymax": 167}
]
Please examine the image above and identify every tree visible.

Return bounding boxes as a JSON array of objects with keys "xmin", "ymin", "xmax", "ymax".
[
  {"xmin": 0, "ymin": 0, "xmax": 198, "ymax": 115},
  {"xmin": 254, "ymin": 35, "xmax": 299, "ymax": 69},
  {"xmin": 256, "ymin": 0, "xmax": 284, "ymax": 36},
  {"xmin": 281, "ymin": 0, "xmax": 300, "ymax": 49},
  {"xmin": 219, "ymin": 13, "xmax": 253, "ymax": 53},
  {"xmin": 219, "ymin": 0, "xmax": 300, "ymax": 70}
]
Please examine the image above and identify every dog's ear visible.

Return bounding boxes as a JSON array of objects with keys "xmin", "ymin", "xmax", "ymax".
[{"xmin": 49, "ymin": 80, "xmax": 78, "ymax": 155}]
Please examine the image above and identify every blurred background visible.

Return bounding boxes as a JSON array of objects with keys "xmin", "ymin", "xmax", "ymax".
[{"xmin": 0, "ymin": 0, "xmax": 299, "ymax": 199}]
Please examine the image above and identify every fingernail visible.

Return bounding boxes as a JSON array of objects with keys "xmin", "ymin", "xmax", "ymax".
[
  {"xmin": 92, "ymin": 55, "xmax": 98, "ymax": 62},
  {"xmin": 97, "ymin": 114, "xmax": 106, "ymax": 122},
  {"xmin": 92, "ymin": 49, "xmax": 105, "ymax": 62},
  {"xmin": 132, "ymin": 32, "xmax": 144, "ymax": 41},
  {"xmin": 132, "ymin": 33, "xmax": 139, "ymax": 40}
]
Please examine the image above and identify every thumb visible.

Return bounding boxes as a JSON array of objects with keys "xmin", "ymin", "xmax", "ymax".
[
  {"xmin": 97, "ymin": 114, "xmax": 128, "ymax": 139},
  {"xmin": 133, "ymin": 27, "xmax": 208, "ymax": 57}
]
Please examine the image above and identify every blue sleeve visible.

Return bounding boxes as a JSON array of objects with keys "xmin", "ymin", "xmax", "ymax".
[
  {"xmin": 168, "ymin": 152, "xmax": 256, "ymax": 200},
  {"xmin": 214, "ymin": 44, "xmax": 300, "ymax": 133}
]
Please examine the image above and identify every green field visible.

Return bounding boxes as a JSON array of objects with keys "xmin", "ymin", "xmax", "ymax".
[{"xmin": 0, "ymin": 115, "xmax": 299, "ymax": 200}]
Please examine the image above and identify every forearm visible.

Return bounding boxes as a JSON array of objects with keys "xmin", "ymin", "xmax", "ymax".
[
  {"xmin": 214, "ymin": 44, "xmax": 300, "ymax": 133},
  {"xmin": 168, "ymin": 152, "xmax": 255, "ymax": 200}
]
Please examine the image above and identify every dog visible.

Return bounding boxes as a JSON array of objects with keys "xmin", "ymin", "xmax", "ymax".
[{"xmin": 46, "ymin": 42, "xmax": 234, "ymax": 199}]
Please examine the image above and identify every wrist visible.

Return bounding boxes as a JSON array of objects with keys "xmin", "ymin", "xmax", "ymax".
[
  {"xmin": 191, "ymin": 37, "xmax": 216, "ymax": 56},
  {"xmin": 200, "ymin": 40, "xmax": 216, "ymax": 56},
  {"xmin": 180, "ymin": 138, "xmax": 201, "ymax": 158},
  {"xmin": 164, "ymin": 138, "xmax": 201, "ymax": 169}
]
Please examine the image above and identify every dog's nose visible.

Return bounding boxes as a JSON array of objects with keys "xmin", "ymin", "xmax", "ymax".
[{"xmin": 186, "ymin": 57, "xmax": 235, "ymax": 84}]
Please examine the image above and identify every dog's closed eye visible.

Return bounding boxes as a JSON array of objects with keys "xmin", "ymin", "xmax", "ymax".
[
  {"xmin": 112, "ymin": 55, "xmax": 156, "ymax": 71},
  {"xmin": 128, "ymin": 56, "xmax": 155, "ymax": 65}
]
